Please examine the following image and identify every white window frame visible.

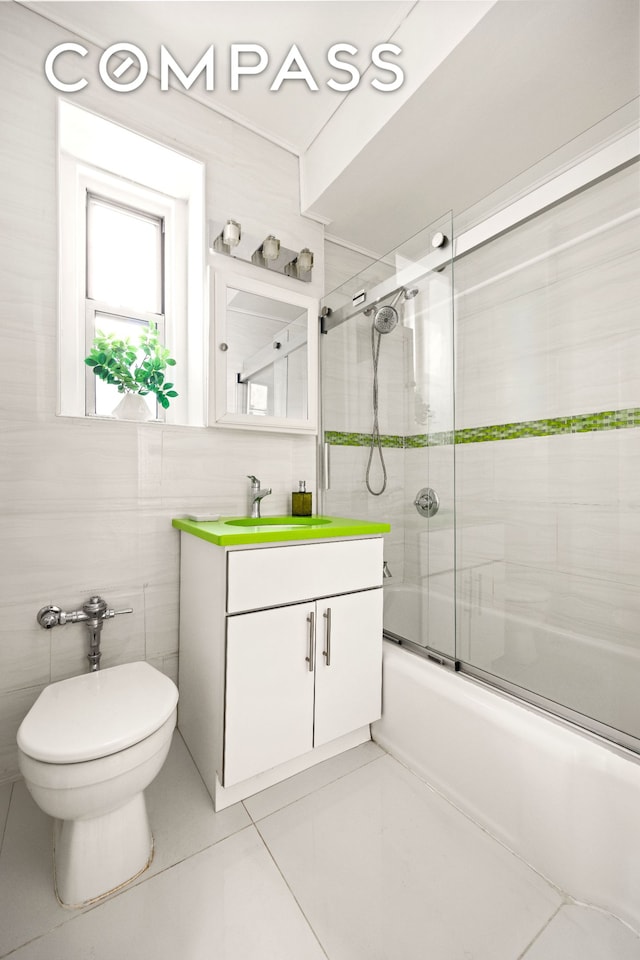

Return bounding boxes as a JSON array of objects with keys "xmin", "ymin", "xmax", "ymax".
[
  {"xmin": 85, "ymin": 192, "xmax": 165, "ymax": 419},
  {"xmin": 57, "ymin": 100, "xmax": 206, "ymax": 426},
  {"xmin": 60, "ymin": 157, "xmax": 187, "ymax": 423}
]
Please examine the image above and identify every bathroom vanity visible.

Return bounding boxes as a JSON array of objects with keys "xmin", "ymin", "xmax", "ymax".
[{"xmin": 172, "ymin": 516, "xmax": 389, "ymax": 809}]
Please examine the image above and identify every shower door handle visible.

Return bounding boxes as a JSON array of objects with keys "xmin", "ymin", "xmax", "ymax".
[
  {"xmin": 322, "ymin": 442, "xmax": 331, "ymax": 491},
  {"xmin": 322, "ymin": 607, "xmax": 332, "ymax": 666}
]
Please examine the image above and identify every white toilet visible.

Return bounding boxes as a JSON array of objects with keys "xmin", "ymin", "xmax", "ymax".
[{"xmin": 17, "ymin": 661, "xmax": 178, "ymax": 907}]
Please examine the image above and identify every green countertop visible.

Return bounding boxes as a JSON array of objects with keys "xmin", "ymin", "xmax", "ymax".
[{"xmin": 172, "ymin": 515, "xmax": 391, "ymax": 546}]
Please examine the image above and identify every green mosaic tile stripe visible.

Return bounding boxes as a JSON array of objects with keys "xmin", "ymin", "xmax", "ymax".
[
  {"xmin": 325, "ymin": 407, "xmax": 640, "ymax": 449},
  {"xmin": 454, "ymin": 408, "xmax": 640, "ymax": 444},
  {"xmin": 324, "ymin": 430, "xmax": 405, "ymax": 448}
]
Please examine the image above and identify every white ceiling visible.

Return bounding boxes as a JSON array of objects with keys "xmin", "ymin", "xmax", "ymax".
[
  {"xmin": 26, "ymin": 0, "xmax": 414, "ymax": 154},
  {"xmin": 25, "ymin": 0, "xmax": 640, "ymax": 259},
  {"xmin": 307, "ymin": 0, "xmax": 640, "ymax": 254}
]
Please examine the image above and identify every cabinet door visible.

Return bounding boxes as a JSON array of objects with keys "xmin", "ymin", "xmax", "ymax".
[
  {"xmin": 314, "ymin": 589, "xmax": 383, "ymax": 748},
  {"xmin": 224, "ymin": 602, "xmax": 315, "ymax": 786}
]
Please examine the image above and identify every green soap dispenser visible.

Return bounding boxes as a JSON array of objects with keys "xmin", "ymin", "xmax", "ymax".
[{"xmin": 291, "ymin": 480, "xmax": 312, "ymax": 516}]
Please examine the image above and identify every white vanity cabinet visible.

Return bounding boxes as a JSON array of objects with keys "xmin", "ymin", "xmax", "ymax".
[
  {"xmin": 177, "ymin": 534, "xmax": 384, "ymax": 809},
  {"xmin": 225, "ymin": 588, "xmax": 383, "ymax": 786}
]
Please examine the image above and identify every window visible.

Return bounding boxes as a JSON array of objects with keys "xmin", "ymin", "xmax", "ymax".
[
  {"xmin": 58, "ymin": 101, "xmax": 205, "ymax": 425},
  {"xmin": 86, "ymin": 194, "xmax": 165, "ymax": 418}
]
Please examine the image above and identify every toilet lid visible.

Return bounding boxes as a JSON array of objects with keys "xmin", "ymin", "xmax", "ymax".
[{"xmin": 17, "ymin": 662, "xmax": 179, "ymax": 763}]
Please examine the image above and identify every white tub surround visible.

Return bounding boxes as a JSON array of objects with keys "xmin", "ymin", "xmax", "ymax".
[{"xmin": 373, "ymin": 642, "xmax": 640, "ymax": 933}]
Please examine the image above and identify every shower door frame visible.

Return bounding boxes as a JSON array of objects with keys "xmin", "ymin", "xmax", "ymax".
[
  {"xmin": 454, "ymin": 127, "xmax": 640, "ymax": 757},
  {"xmin": 320, "ymin": 123, "xmax": 640, "ymax": 756}
]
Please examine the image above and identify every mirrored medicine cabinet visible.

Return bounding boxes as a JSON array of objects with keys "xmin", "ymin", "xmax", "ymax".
[{"xmin": 210, "ymin": 269, "xmax": 318, "ymax": 434}]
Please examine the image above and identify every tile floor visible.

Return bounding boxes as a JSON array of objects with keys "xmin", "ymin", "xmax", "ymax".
[{"xmin": 0, "ymin": 734, "xmax": 638, "ymax": 960}]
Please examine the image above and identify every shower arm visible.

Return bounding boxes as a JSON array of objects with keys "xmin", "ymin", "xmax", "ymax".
[{"xmin": 364, "ymin": 287, "xmax": 405, "ymax": 317}]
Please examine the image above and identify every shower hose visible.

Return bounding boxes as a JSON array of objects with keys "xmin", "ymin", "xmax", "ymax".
[{"xmin": 365, "ymin": 325, "xmax": 387, "ymax": 496}]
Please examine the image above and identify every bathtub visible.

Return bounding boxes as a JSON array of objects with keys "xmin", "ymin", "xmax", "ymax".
[
  {"xmin": 383, "ymin": 580, "xmax": 454, "ymax": 654},
  {"xmin": 372, "ymin": 640, "xmax": 640, "ymax": 932},
  {"xmin": 384, "ymin": 578, "xmax": 640, "ymax": 735}
]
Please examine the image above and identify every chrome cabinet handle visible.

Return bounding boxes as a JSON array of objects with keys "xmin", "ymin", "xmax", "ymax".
[
  {"xmin": 305, "ymin": 611, "xmax": 315, "ymax": 672},
  {"xmin": 323, "ymin": 607, "xmax": 332, "ymax": 666}
]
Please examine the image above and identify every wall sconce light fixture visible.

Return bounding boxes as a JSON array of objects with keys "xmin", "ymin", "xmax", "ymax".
[
  {"xmin": 222, "ymin": 219, "xmax": 241, "ymax": 247},
  {"xmin": 259, "ymin": 235, "xmax": 281, "ymax": 262},
  {"xmin": 285, "ymin": 247, "xmax": 314, "ymax": 280},
  {"xmin": 212, "ymin": 219, "xmax": 242, "ymax": 254},
  {"xmin": 209, "ymin": 219, "xmax": 314, "ymax": 283}
]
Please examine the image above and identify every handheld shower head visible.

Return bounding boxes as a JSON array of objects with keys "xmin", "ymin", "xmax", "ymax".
[
  {"xmin": 373, "ymin": 304, "xmax": 398, "ymax": 334},
  {"xmin": 371, "ymin": 287, "xmax": 410, "ymax": 334}
]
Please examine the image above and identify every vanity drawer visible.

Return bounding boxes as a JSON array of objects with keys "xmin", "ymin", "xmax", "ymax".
[{"xmin": 227, "ymin": 537, "xmax": 383, "ymax": 613}]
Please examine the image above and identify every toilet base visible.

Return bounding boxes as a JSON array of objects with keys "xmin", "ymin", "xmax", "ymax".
[{"xmin": 54, "ymin": 791, "xmax": 153, "ymax": 907}]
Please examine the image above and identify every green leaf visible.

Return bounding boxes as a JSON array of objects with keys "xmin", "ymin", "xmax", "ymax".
[{"xmin": 85, "ymin": 322, "xmax": 178, "ymax": 399}]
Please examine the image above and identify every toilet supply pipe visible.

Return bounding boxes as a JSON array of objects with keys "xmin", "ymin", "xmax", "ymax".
[{"xmin": 37, "ymin": 596, "xmax": 133, "ymax": 671}]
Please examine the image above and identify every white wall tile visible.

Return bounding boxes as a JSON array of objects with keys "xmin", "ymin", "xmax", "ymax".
[
  {"xmin": 0, "ymin": 596, "xmax": 51, "ymax": 696},
  {"xmin": 455, "ymin": 164, "xmax": 640, "ymax": 429},
  {"xmin": 0, "ymin": 2, "xmax": 321, "ymax": 781}
]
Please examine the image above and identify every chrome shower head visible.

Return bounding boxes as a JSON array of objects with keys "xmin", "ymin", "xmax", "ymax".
[
  {"xmin": 372, "ymin": 288, "xmax": 411, "ymax": 334},
  {"xmin": 373, "ymin": 304, "xmax": 399, "ymax": 334}
]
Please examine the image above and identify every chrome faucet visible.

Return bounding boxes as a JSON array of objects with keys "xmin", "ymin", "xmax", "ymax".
[
  {"xmin": 247, "ymin": 475, "xmax": 272, "ymax": 519},
  {"xmin": 36, "ymin": 595, "xmax": 133, "ymax": 671}
]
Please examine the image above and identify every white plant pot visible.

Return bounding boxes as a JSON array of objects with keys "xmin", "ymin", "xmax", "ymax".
[{"xmin": 112, "ymin": 393, "xmax": 153, "ymax": 422}]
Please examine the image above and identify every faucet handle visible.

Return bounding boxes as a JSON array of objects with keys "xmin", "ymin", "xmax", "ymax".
[
  {"xmin": 37, "ymin": 605, "xmax": 62, "ymax": 629},
  {"xmin": 247, "ymin": 475, "xmax": 259, "ymax": 484}
]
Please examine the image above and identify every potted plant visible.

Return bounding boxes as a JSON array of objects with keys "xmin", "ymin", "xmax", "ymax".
[{"xmin": 84, "ymin": 322, "xmax": 178, "ymax": 420}]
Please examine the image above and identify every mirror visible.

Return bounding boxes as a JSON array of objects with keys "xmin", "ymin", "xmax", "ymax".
[{"xmin": 211, "ymin": 271, "xmax": 318, "ymax": 433}]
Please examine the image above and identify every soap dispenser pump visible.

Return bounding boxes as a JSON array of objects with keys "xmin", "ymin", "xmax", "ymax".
[{"xmin": 291, "ymin": 480, "xmax": 312, "ymax": 517}]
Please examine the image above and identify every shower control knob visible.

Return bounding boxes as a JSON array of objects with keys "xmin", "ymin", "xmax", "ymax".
[{"xmin": 414, "ymin": 487, "xmax": 440, "ymax": 518}]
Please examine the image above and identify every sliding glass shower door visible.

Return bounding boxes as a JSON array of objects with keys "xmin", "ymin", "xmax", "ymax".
[
  {"xmin": 454, "ymin": 159, "xmax": 640, "ymax": 749},
  {"xmin": 321, "ymin": 137, "xmax": 639, "ymax": 751},
  {"xmin": 320, "ymin": 214, "xmax": 455, "ymax": 662}
]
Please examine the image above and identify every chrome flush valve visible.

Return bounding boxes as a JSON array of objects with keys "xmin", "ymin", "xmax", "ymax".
[{"xmin": 36, "ymin": 595, "xmax": 133, "ymax": 672}]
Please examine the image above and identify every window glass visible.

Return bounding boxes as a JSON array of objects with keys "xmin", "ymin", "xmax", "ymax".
[
  {"xmin": 92, "ymin": 312, "xmax": 156, "ymax": 418},
  {"xmin": 87, "ymin": 196, "xmax": 163, "ymax": 313},
  {"xmin": 248, "ymin": 380, "xmax": 269, "ymax": 416}
]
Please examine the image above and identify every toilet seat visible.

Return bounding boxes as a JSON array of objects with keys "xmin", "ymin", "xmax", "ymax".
[{"xmin": 17, "ymin": 662, "xmax": 179, "ymax": 764}]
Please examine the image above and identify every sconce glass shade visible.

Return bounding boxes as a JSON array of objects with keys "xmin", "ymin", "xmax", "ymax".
[
  {"xmin": 297, "ymin": 248, "xmax": 314, "ymax": 272},
  {"xmin": 222, "ymin": 219, "xmax": 241, "ymax": 247},
  {"xmin": 262, "ymin": 235, "xmax": 280, "ymax": 261}
]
